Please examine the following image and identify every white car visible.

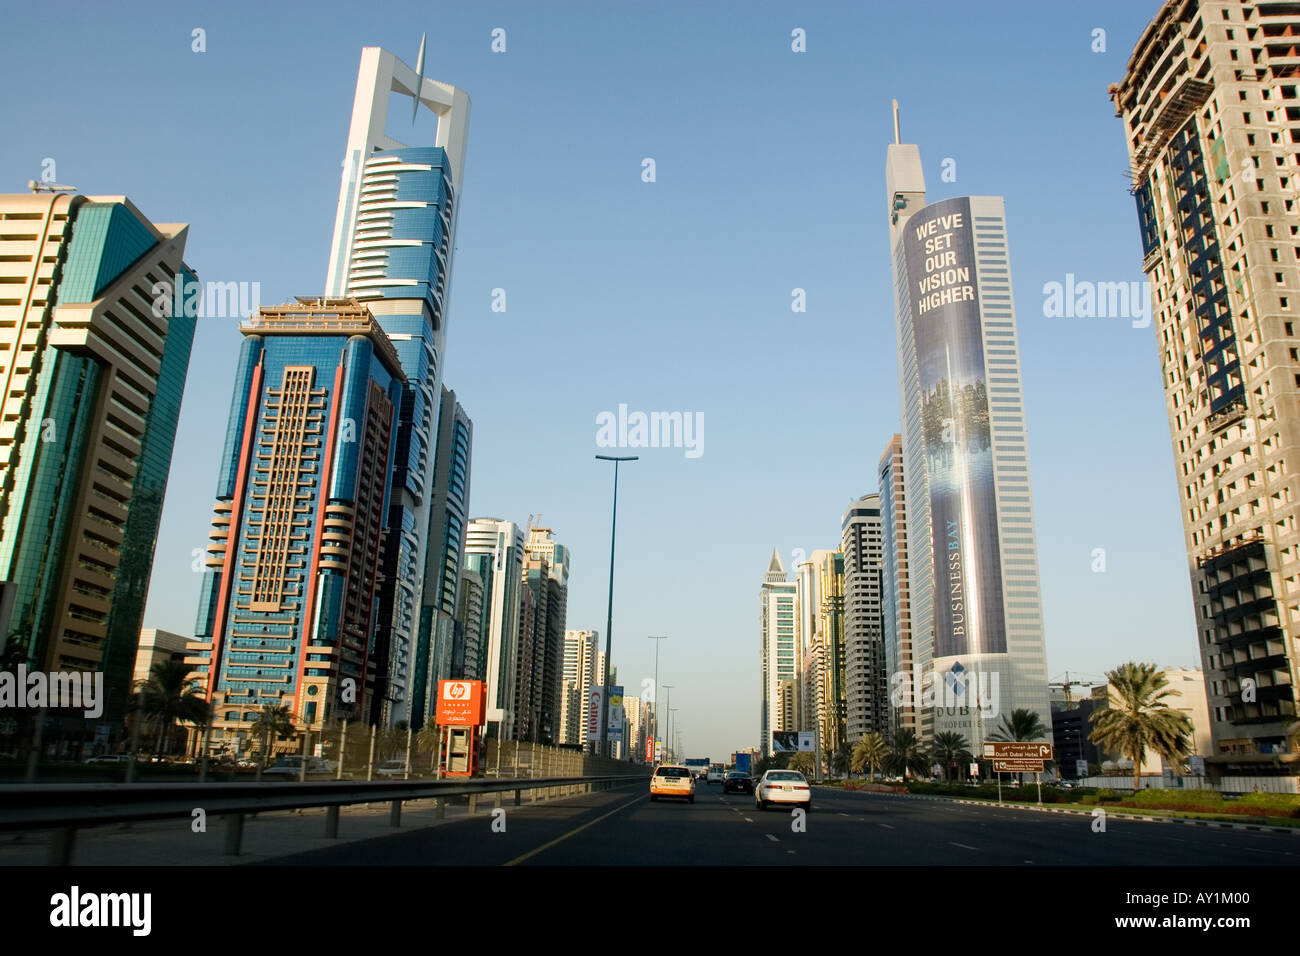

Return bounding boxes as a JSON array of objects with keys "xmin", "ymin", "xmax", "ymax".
[
  {"xmin": 375, "ymin": 759, "xmax": 408, "ymax": 777},
  {"xmin": 755, "ymin": 769, "xmax": 812, "ymax": 812},
  {"xmin": 706, "ymin": 768, "xmax": 723, "ymax": 785}
]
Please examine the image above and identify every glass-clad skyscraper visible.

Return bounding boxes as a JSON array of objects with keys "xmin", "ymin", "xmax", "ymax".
[
  {"xmin": 0, "ymin": 192, "xmax": 195, "ymax": 734},
  {"xmin": 324, "ymin": 44, "xmax": 470, "ymax": 725},
  {"xmin": 188, "ymin": 299, "xmax": 405, "ymax": 743}
]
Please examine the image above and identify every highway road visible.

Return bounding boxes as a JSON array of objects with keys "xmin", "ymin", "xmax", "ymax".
[{"xmin": 258, "ymin": 784, "xmax": 1300, "ymax": 866}]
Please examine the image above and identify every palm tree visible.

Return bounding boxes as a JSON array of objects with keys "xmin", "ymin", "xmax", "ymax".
[
  {"xmin": 828, "ymin": 742, "xmax": 852, "ymax": 777},
  {"xmin": 248, "ymin": 704, "xmax": 295, "ymax": 768},
  {"xmin": 987, "ymin": 708, "xmax": 1050, "ymax": 743},
  {"xmin": 417, "ymin": 719, "xmax": 443, "ymax": 771},
  {"xmin": 1089, "ymin": 662, "xmax": 1193, "ymax": 792},
  {"xmin": 931, "ymin": 731, "xmax": 972, "ymax": 782},
  {"xmin": 137, "ymin": 661, "xmax": 211, "ymax": 759},
  {"xmin": 886, "ymin": 729, "xmax": 930, "ymax": 780},
  {"xmin": 851, "ymin": 732, "xmax": 889, "ymax": 780}
]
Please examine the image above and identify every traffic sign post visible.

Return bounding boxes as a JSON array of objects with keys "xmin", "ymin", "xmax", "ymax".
[{"xmin": 983, "ymin": 742, "xmax": 1053, "ymax": 803}]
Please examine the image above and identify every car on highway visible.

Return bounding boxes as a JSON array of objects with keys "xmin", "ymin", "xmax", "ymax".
[
  {"xmin": 375, "ymin": 759, "xmax": 408, "ymax": 777},
  {"xmin": 755, "ymin": 769, "xmax": 812, "ymax": 812},
  {"xmin": 261, "ymin": 756, "xmax": 335, "ymax": 777},
  {"xmin": 650, "ymin": 764, "xmax": 695, "ymax": 803},
  {"xmin": 722, "ymin": 770, "xmax": 753, "ymax": 794},
  {"xmin": 706, "ymin": 767, "xmax": 723, "ymax": 785}
]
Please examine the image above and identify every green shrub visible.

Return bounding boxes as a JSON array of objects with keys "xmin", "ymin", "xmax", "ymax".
[
  {"xmin": 1133, "ymin": 788, "xmax": 1223, "ymax": 807},
  {"xmin": 1235, "ymin": 791, "xmax": 1300, "ymax": 810}
]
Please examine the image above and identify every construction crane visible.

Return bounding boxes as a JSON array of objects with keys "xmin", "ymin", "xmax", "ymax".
[{"xmin": 1048, "ymin": 672, "xmax": 1103, "ymax": 708}]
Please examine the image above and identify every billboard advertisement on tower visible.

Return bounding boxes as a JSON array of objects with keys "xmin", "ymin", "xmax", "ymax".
[{"xmin": 902, "ymin": 196, "xmax": 1007, "ymax": 660}]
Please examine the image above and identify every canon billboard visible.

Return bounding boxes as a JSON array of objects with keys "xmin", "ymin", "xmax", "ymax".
[{"xmin": 902, "ymin": 196, "xmax": 1007, "ymax": 659}]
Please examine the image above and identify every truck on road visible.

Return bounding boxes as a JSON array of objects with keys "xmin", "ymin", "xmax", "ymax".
[{"xmin": 684, "ymin": 757, "xmax": 710, "ymax": 780}]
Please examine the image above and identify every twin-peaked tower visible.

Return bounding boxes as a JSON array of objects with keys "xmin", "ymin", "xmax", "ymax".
[{"xmin": 190, "ymin": 43, "xmax": 472, "ymax": 741}]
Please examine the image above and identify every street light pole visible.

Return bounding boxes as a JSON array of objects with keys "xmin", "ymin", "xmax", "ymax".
[
  {"xmin": 670, "ymin": 708, "xmax": 679, "ymax": 764},
  {"xmin": 596, "ymin": 454, "xmax": 637, "ymax": 759},
  {"xmin": 648, "ymin": 635, "xmax": 667, "ymax": 763},
  {"xmin": 662, "ymin": 684, "xmax": 673, "ymax": 762}
]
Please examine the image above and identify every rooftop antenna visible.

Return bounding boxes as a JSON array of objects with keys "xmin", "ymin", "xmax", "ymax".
[
  {"xmin": 892, "ymin": 99, "xmax": 901, "ymax": 145},
  {"xmin": 28, "ymin": 181, "xmax": 76, "ymax": 194}
]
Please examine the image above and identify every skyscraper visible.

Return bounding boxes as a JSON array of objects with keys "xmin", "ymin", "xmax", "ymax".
[
  {"xmin": 0, "ymin": 192, "xmax": 196, "ymax": 734},
  {"xmin": 412, "ymin": 385, "xmax": 472, "ymax": 730},
  {"xmin": 324, "ymin": 44, "xmax": 470, "ymax": 725},
  {"xmin": 190, "ymin": 298, "xmax": 405, "ymax": 744},
  {"xmin": 759, "ymin": 548, "xmax": 797, "ymax": 757},
  {"xmin": 879, "ymin": 434, "xmax": 918, "ymax": 739},
  {"xmin": 815, "ymin": 549, "xmax": 847, "ymax": 755},
  {"xmin": 886, "ymin": 119, "xmax": 1052, "ymax": 749},
  {"xmin": 842, "ymin": 495, "xmax": 887, "ymax": 741},
  {"xmin": 520, "ymin": 526, "xmax": 570, "ymax": 743},
  {"xmin": 463, "ymin": 517, "xmax": 523, "ymax": 735},
  {"xmin": 560, "ymin": 628, "xmax": 598, "ymax": 746},
  {"xmin": 1111, "ymin": 0, "xmax": 1300, "ymax": 775}
]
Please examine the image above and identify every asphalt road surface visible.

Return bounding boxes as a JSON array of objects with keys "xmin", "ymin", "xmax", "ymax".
[{"xmin": 257, "ymin": 785, "xmax": 1300, "ymax": 866}]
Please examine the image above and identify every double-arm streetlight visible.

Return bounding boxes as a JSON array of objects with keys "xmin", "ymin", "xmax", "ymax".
[{"xmin": 596, "ymin": 454, "xmax": 637, "ymax": 759}]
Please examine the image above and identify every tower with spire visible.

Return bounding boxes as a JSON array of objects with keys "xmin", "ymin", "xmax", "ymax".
[{"xmin": 759, "ymin": 548, "xmax": 797, "ymax": 757}]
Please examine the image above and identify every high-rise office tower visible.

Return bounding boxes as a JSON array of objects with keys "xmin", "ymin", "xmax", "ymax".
[
  {"xmin": 560, "ymin": 628, "xmax": 598, "ymax": 745},
  {"xmin": 886, "ymin": 118, "xmax": 1052, "ymax": 749},
  {"xmin": 462, "ymin": 517, "xmax": 523, "ymax": 735},
  {"xmin": 1111, "ymin": 0, "xmax": 1300, "ymax": 774},
  {"xmin": 815, "ymin": 549, "xmax": 847, "ymax": 755},
  {"xmin": 795, "ymin": 555, "xmax": 818, "ymax": 735},
  {"xmin": 759, "ymin": 548, "xmax": 797, "ymax": 757},
  {"xmin": 412, "ymin": 385, "xmax": 472, "ymax": 730},
  {"xmin": 190, "ymin": 299, "xmax": 405, "ymax": 742},
  {"xmin": 514, "ymin": 582, "xmax": 537, "ymax": 740},
  {"xmin": 879, "ymin": 434, "xmax": 919, "ymax": 739},
  {"xmin": 521, "ymin": 527, "xmax": 569, "ymax": 743},
  {"xmin": 842, "ymin": 495, "xmax": 887, "ymax": 741},
  {"xmin": 452, "ymin": 564, "xmax": 484, "ymax": 680},
  {"xmin": 0, "ymin": 193, "xmax": 196, "ymax": 732},
  {"xmin": 324, "ymin": 44, "xmax": 470, "ymax": 725}
]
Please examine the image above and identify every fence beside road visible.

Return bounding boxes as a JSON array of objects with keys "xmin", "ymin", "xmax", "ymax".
[{"xmin": 0, "ymin": 770, "xmax": 649, "ymax": 865}]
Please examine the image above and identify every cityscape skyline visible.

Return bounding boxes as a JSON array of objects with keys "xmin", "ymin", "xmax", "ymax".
[{"xmin": 1, "ymin": 0, "xmax": 1207, "ymax": 760}]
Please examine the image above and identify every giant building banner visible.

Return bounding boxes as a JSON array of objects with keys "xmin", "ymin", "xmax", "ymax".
[{"xmin": 902, "ymin": 197, "xmax": 1007, "ymax": 659}]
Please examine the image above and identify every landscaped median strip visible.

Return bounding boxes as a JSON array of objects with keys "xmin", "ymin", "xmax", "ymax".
[{"xmin": 815, "ymin": 786, "xmax": 1300, "ymax": 833}]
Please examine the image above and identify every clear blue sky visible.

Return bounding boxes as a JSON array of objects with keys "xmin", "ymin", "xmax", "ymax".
[{"xmin": 1, "ymin": 0, "xmax": 1192, "ymax": 759}]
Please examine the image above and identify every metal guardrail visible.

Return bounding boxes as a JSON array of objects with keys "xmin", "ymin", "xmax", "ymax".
[{"xmin": 0, "ymin": 773, "xmax": 648, "ymax": 864}]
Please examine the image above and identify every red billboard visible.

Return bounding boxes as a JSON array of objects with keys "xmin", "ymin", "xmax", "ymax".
[{"xmin": 436, "ymin": 679, "xmax": 486, "ymax": 726}]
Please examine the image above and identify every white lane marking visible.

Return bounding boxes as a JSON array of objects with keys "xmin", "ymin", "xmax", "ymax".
[
  {"xmin": 949, "ymin": 841, "xmax": 979, "ymax": 851},
  {"xmin": 839, "ymin": 812, "xmax": 850, "ymax": 817},
  {"xmin": 765, "ymin": 834, "xmax": 779, "ymax": 843},
  {"xmin": 878, "ymin": 823, "xmax": 895, "ymax": 829},
  {"xmin": 743, "ymin": 817, "xmax": 754, "ymax": 823},
  {"xmin": 1024, "ymin": 860, "xmax": 1034, "ymax": 864}
]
